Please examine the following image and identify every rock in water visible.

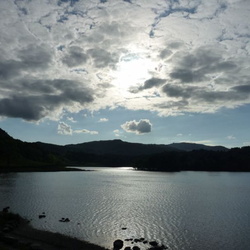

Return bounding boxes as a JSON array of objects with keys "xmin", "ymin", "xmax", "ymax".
[
  {"xmin": 132, "ymin": 246, "xmax": 140, "ymax": 250},
  {"xmin": 113, "ymin": 239, "xmax": 124, "ymax": 249},
  {"xmin": 149, "ymin": 241, "xmax": 158, "ymax": 247}
]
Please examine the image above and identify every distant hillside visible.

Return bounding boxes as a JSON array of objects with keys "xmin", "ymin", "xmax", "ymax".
[
  {"xmin": 1, "ymin": 127, "xmax": 249, "ymax": 172},
  {"xmin": 168, "ymin": 142, "xmax": 228, "ymax": 152},
  {"xmin": 0, "ymin": 128, "xmax": 66, "ymax": 169},
  {"xmin": 65, "ymin": 139, "xmax": 178, "ymax": 156},
  {"xmin": 0, "ymin": 128, "xmax": 13, "ymax": 140}
]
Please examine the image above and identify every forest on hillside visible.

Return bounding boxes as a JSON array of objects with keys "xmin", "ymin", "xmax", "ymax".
[{"xmin": 1, "ymin": 128, "xmax": 250, "ymax": 172}]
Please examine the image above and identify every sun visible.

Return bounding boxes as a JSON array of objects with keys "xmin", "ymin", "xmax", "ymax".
[{"xmin": 112, "ymin": 52, "xmax": 155, "ymax": 90}]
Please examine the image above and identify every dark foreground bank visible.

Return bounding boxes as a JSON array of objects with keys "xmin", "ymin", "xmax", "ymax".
[{"xmin": 0, "ymin": 210, "xmax": 107, "ymax": 250}]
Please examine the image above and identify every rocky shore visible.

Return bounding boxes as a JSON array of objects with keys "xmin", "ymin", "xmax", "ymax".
[
  {"xmin": 0, "ymin": 208, "xmax": 107, "ymax": 250},
  {"xmin": 1, "ymin": 208, "xmax": 169, "ymax": 250}
]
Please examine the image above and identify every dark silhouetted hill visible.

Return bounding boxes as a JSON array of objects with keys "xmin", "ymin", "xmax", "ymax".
[
  {"xmin": 0, "ymin": 128, "xmax": 66, "ymax": 170},
  {"xmin": 65, "ymin": 139, "xmax": 178, "ymax": 155},
  {"xmin": 168, "ymin": 142, "xmax": 228, "ymax": 152},
  {"xmin": 1, "ymin": 128, "xmax": 249, "ymax": 172}
]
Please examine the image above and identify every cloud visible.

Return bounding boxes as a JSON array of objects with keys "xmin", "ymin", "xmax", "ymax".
[
  {"xmin": 0, "ymin": 45, "xmax": 52, "ymax": 80},
  {"xmin": 121, "ymin": 119, "xmax": 152, "ymax": 134},
  {"xmin": 74, "ymin": 129, "xmax": 98, "ymax": 135},
  {"xmin": 131, "ymin": 78, "xmax": 166, "ymax": 93},
  {"xmin": 168, "ymin": 46, "xmax": 239, "ymax": 84},
  {"xmin": 0, "ymin": 0, "xmax": 249, "ymax": 121},
  {"xmin": 87, "ymin": 48, "xmax": 118, "ymax": 69},
  {"xmin": 58, "ymin": 122, "xmax": 98, "ymax": 135},
  {"xmin": 0, "ymin": 79, "xmax": 95, "ymax": 121},
  {"xmin": 62, "ymin": 46, "xmax": 88, "ymax": 68},
  {"xmin": 67, "ymin": 117, "xmax": 77, "ymax": 123},
  {"xmin": 58, "ymin": 122, "xmax": 72, "ymax": 135},
  {"xmin": 98, "ymin": 118, "xmax": 109, "ymax": 122},
  {"xmin": 113, "ymin": 129, "xmax": 121, "ymax": 137},
  {"xmin": 227, "ymin": 135, "xmax": 236, "ymax": 140}
]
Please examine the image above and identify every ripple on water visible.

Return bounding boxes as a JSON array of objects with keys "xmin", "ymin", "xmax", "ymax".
[{"xmin": 0, "ymin": 170, "xmax": 250, "ymax": 250}]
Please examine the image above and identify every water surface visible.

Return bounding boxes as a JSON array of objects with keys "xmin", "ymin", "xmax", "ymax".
[{"xmin": 0, "ymin": 168, "xmax": 249, "ymax": 250}]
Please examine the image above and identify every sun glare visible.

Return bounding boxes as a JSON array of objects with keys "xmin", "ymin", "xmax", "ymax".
[{"xmin": 112, "ymin": 53, "xmax": 155, "ymax": 90}]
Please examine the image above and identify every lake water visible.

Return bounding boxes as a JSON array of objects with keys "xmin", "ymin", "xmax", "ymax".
[{"xmin": 0, "ymin": 167, "xmax": 250, "ymax": 250}]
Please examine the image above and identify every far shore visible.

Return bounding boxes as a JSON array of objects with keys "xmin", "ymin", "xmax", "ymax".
[
  {"xmin": 0, "ymin": 165, "xmax": 91, "ymax": 173},
  {"xmin": 0, "ymin": 210, "xmax": 108, "ymax": 250}
]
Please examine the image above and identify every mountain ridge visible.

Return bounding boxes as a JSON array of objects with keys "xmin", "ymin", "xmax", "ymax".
[{"xmin": 2, "ymin": 127, "xmax": 250, "ymax": 172}]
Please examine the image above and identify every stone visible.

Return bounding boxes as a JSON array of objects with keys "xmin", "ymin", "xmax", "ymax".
[
  {"xmin": 132, "ymin": 246, "xmax": 140, "ymax": 250},
  {"xmin": 113, "ymin": 239, "xmax": 124, "ymax": 249},
  {"xmin": 149, "ymin": 241, "xmax": 158, "ymax": 247},
  {"xmin": 59, "ymin": 217, "xmax": 70, "ymax": 222}
]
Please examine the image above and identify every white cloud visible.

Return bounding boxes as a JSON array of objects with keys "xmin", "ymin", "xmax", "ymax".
[
  {"xmin": 227, "ymin": 135, "xmax": 236, "ymax": 140},
  {"xmin": 74, "ymin": 129, "xmax": 98, "ymax": 135},
  {"xmin": 67, "ymin": 117, "xmax": 77, "ymax": 123},
  {"xmin": 121, "ymin": 119, "xmax": 152, "ymax": 134},
  {"xmin": 98, "ymin": 118, "xmax": 109, "ymax": 122},
  {"xmin": 58, "ymin": 121, "xmax": 98, "ymax": 135},
  {"xmin": 113, "ymin": 129, "xmax": 122, "ymax": 137},
  {"xmin": 0, "ymin": 0, "xmax": 249, "ymax": 121},
  {"xmin": 58, "ymin": 122, "xmax": 72, "ymax": 135}
]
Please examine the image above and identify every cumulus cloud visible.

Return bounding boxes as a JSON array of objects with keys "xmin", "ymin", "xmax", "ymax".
[
  {"xmin": 58, "ymin": 122, "xmax": 73, "ymax": 135},
  {"xmin": 113, "ymin": 129, "xmax": 121, "ymax": 137},
  {"xmin": 74, "ymin": 129, "xmax": 98, "ymax": 135},
  {"xmin": 121, "ymin": 119, "xmax": 152, "ymax": 134},
  {"xmin": 58, "ymin": 122, "xmax": 98, "ymax": 135},
  {"xmin": 98, "ymin": 118, "xmax": 109, "ymax": 122}
]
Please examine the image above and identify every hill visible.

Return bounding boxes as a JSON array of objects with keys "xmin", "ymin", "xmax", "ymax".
[
  {"xmin": 168, "ymin": 142, "xmax": 228, "ymax": 152},
  {"xmin": 0, "ymin": 128, "xmax": 66, "ymax": 170},
  {"xmin": 1, "ymin": 128, "xmax": 249, "ymax": 172}
]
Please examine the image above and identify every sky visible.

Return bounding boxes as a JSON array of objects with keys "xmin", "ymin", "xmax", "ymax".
[{"xmin": 0, "ymin": 0, "xmax": 249, "ymax": 148}]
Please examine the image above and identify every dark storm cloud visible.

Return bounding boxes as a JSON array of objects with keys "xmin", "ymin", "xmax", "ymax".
[
  {"xmin": 0, "ymin": 79, "xmax": 94, "ymax": 121},
  {"xmin": 162, "ymin": 84, "xmax": 195, "ymax": 99},
  {"xmin": 87, "ymin": 48, "xmax": 118, "ymax": 68},
  {"xmin": 141, "ymin": 78, "xmax": 166, "ymax": 90},
  {"xmin": 162, "ymin": 82, "xmax": 250, "ymax": 105},
  {"xmin": 0, "ymin": 45, "xmax": 52, "ymax": 80},
  {"xmin": 159, "ymin": 49, "xmax": 172, "ymax": 59},
  {"xmin": 131, "ymin": 78, "xmax": 166, "ymax": 93},
  {"xmin": 62, "ymin": 46, "xmax": 88, "ymax": 68},
  {"xmin": 121, "ymin": 119, "xmax": 152, "ymax": 134},
  {"xmin": 169, "ymin": 47, "xmax": 239, "ymax": 83},
  {"xmin": 232, "ymin": 84, "xmax": 250, "ymax": 93}
]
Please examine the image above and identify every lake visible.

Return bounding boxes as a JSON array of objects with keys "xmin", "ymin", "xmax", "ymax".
[{"xmin": 0, "ymin": 167, "xmax": 250, "ymax": 250}]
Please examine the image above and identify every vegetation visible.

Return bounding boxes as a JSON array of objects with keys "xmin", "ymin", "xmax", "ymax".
[
  {"xmin": 134, "ymin": 147, "xmax": 250, "ymax": 172},
  {"xmin": 0, "ymin": 128, "xmax": 249, "ymax": 172}
]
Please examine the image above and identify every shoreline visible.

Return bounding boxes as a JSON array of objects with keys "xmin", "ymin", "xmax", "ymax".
[
  {"xmin": 0, "ymin": 166, "xmax": 89, "ymax": 173},
  {"xmin": 0, "ymin": 211, "xmax": 108, "ymax": 250}
]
